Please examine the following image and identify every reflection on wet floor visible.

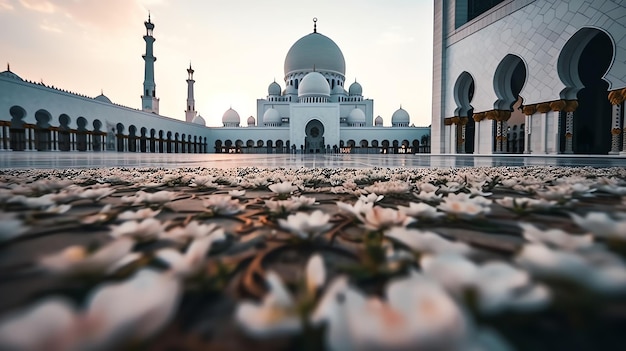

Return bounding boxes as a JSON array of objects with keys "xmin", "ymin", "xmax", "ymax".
[{"xmin": 1, "ymin": 152, "xmax": 626, "ymax": 169}]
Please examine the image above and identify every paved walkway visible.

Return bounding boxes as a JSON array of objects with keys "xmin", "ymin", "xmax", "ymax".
[{"xmin": 1, "ymin": 151, "xmax": 626, "ymax": 169}]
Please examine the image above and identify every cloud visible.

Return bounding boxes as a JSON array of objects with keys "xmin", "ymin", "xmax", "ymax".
[
  {"xmin": 0, "ymin": 0, "xmax": 14, "ymax": 11},
  {"xmin": 19, "ymin": 0, "xmax": 54, "ymax": 12},
  {"xmin": 19, "ymin": 0, "xmax": 145, "ymax": 32},
  {"xmin": 39, "ymin": 18, "xmax": 62, "ymax": 33}
]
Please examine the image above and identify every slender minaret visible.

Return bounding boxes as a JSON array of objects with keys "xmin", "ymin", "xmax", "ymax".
[
  {"xmin": 185, "ymin": 62, "xmax": 196, "ymax": 123},
  {"xmin": 141, "ymin": 13, "xmax": 159, "ymax": 114}
]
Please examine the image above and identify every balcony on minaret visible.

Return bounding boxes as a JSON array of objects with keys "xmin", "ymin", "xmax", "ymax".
[
  {"xmin": 187, "ymin": 63, "xmax": 194, "ymax": 80},
  {"xmin": 145, "ymin": 14, "xmax": 154, "ymax": 36}
]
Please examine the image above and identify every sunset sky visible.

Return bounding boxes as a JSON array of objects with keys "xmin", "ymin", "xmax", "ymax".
[{"xmin": 1, "ymin": 0, "xmax": 434, "ymax": 127}]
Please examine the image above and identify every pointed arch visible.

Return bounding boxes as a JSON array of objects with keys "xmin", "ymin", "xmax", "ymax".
[
  {"xmin": 453, "ymin": 71, "xmax": 475, "ymax": 117},
  {"xmin": 493, "ymin": 54, "xmax": 527, "ymax": 111},
  {"xmin": 558, "ymin": 27, "xmax": 616, "ymax": 100}
]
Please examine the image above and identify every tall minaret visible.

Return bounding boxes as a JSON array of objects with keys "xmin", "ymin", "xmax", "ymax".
[
  {"xmin": 141, "ymin": 13, "xmax": 159, "ymax": 114},
  {"xmin": 185, "ymin": 62, "xmax": 196, "ymax": 123}
]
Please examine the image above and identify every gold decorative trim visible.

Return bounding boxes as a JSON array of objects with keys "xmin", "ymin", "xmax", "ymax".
[
  {"xmin": 485, "ymin": 110, "xmax": 498, "ymax": 121},
  {"xmin": 473, "ymin": 112, "xmax": 486, "ymax": 122},
  {"xmin": 522, "ymin": 105, "xmax": 536, "ymax": 116},
  {"xmin": 499, "ymin": 110, "xmax": 511, "ymax": 121},
  {"xmin": 536, "ymin": 103, "xmax": 551, "ymax": 113},
  {"xmin": 550, "ymin": 100, "xmax": 567, "ymax": 111},
  {"xmin": 564, "ymin": 100, "xmax": 578, "ymax": 113},
  {"xmin": 608, "ymin": 90, "xmax": 624, "ymax": 105}
]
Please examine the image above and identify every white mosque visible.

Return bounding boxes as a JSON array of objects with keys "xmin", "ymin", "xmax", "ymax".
[{"xmin": 0, "ymin": 16, "xmax": 430, "ymax": 154}]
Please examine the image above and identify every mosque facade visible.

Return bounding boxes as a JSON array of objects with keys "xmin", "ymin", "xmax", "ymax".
[
  {"xmin": 432, "ymin": 0, "xmax": 626, "ymax": 155},
  {"xmin": 0, "ymin": 17, "xmax": 430, "ymax": 155}
]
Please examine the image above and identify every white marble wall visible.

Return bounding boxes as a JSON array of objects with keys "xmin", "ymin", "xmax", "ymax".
[
  {"xmin": 435, "ymin": 0, "xmax": 626, "ymax": 154},
  {"xmin": 0, "ymin": 76, "xmax": 207, "ymax": 138},
  {"xmin": 444, "ymin": 0, "xmax": 626, "ymax": 115}
]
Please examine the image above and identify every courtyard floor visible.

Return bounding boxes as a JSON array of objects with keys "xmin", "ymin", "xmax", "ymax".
[
  {"xmin": 1, "ymin": 151, "xmax": 626, "ymax": 169},
  {"xmin": 0, "ymin": 153, "xmax": 626, "ymax": 350}
]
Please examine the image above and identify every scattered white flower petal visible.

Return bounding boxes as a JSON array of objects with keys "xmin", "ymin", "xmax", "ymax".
[
  {"xmin": 306, "ymin": 254, "xmax": 326, "ymax": 297},
  {"xmin": 268, "ymin": 182, "xmax": 298, "ymax": 195},
  {"xmin": 385, "ymin": 227, "xmax": 471, "ymax": 255},
  {"xmin": 397, "ymin": 202, "xmax": 442, "ymax": 219},
  {"xmin": 520, "ymin": 223, "xmax": 593, "ymax": 250},
  {"xmin": 278, "ymin": 210, "xmax": 332, "ymax": 239},
  {"xmin": 109, "ymin": 218, "xmax": 164, "ymax": 242},
  {"xmin": 39, "ymin": 238, "xmax": 135, "ymax": 275},
  {"xmin": 202, "ymin": 194, "xmax": 244, "ymax": 215},
  {"xmin": 236, "ymin": 271, "xmax": 301, "ymax": 337},
  {"xmin": 571, "ymin": 212, "xmax": 626, "ymax": 240}
]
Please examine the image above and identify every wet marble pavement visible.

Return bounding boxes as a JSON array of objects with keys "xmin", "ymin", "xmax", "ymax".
[{"xmin": 1, "ymin": 151, "xmax": 626, "ymax": 169}]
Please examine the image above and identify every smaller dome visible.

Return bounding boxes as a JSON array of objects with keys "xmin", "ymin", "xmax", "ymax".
[
  {"xmin": 263, "ymin": 108, "xmax": 281, "ymax": 125},
  {"xmin": 222, "ymin": 108, "xmax": 241, "ymax": 125},
  {"xmin": 285, "ymin": 84, "xmax": 297, "ymax": 95},
  {"xmin": 94, "ymin": 94, "xmax": 112, "ymax": 103},
  {"xmin": 391, "ymin": 106, "xmax": 410, "ymax": 126},
  {"xmin": 347, "ymin": 108, "xmax": 366, "ymax": 124},
  {"xmin": 268, "ymin": 81, "xmax": 281, "ymax": 96},
  {"xmin": 247, "ymin": 116, "xmax": 256, "ymax": 126},
  {"xmin": 348, "ymin": 81, "xmax": 362, "ymax": 96},
  {"xmin": 298, "ymin": 72, "xmax": 330, "ymax": 98},
  {"xmin": 375, "ymin": 115, "xmax": 383, "ymax": 126},
  {"xmin": 331, "ymin": 84, "xmax": 346, "ymax": 95},
  {"xmin": 192, "ymin": 114, "xmax": 206, "ymax": 126}
]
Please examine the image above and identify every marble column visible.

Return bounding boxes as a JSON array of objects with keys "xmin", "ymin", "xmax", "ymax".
[
  {"xmin": 524, "ymin": 115, "xmax": 532, "ymax": 153},
  {"xmin": 548, "ymin": 101, "xmax": 565, "ymax": 154},
  {"xmin": 608, "ymin": 90, "xmax": 624, "ymax": 155},
  {"xmin": 0, "ymin": 125, "xmax": 5, "ymax": 150},
  {"xmin": 444, "ymin": 118, "xmax": 454, "ymax": 153},
  {"xmin": 494, "ymin": 120, "xmax": 503, "ymax": 153},
  {"xmin": 51, "ymin": 130, "xmax": 56, "ymax": 151},
  {"xmin": 610, "ymin": 102, "xmax": 621, "ymax": 155},
  {"xmin": 500, "ymin": 120, "xmax": 504, "ymax": 153},
  {"xmin": 450, "ymin": 117, "xmax": 461, "ymax": 153},
  {"xmin": 522, "ymin": 105, "xmax": 536, "ymax": 154},
  {"xmin": 28, "ymin": 127, "xmax": 37, "ymax": 151},
  {"xmin": 536, "ymin": 103, "xmax": 551, "ymax": 154},
  {"xmin": 472, "ymin": 112, "xmax": 485, "ymax": 154},
  {"xmin": 459, "ymin": 117, "xmax": 468, "ymax": 154},
  {"xmin": 620, "ymin": 100, "xmax": 626, "ymax": 155},
  {"xmin": 564, "ymin": 111, "xmax": 574, "ymax": 153},
  {"xmin": 563, "ymin": 100, "xmax": 578, "ymax": 154}
]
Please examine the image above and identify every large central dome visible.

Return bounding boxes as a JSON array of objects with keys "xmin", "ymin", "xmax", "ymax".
[{"xmin": 284, "ymin": 32, "xmax": 346, "ymax": 77}]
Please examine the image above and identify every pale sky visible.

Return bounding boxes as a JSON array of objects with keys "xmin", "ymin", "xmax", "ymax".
[{"xmin": 1, "ymin": 0, "xmax": 434, "ymax": 127}]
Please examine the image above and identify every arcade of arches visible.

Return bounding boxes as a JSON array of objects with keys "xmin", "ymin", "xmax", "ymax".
[
  {"xmin": 2, "ymin": 106, "xmax": 207, "ymax": 153},
  {"xmin": 448, "ymin": 28, "xmax": 625, "ymax": 155},
  {"xmin": 214, "ymin": 137, "xmax": 430, "ymax": 154}
]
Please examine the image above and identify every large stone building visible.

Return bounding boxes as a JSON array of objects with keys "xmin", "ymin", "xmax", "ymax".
[
  {"xmin": 0, "ymin": 16, "xmax": 430, "ymax": 155},
  {"xmin": 432, "ymin": 0, "xmax": 626, "ymax": 155}
]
